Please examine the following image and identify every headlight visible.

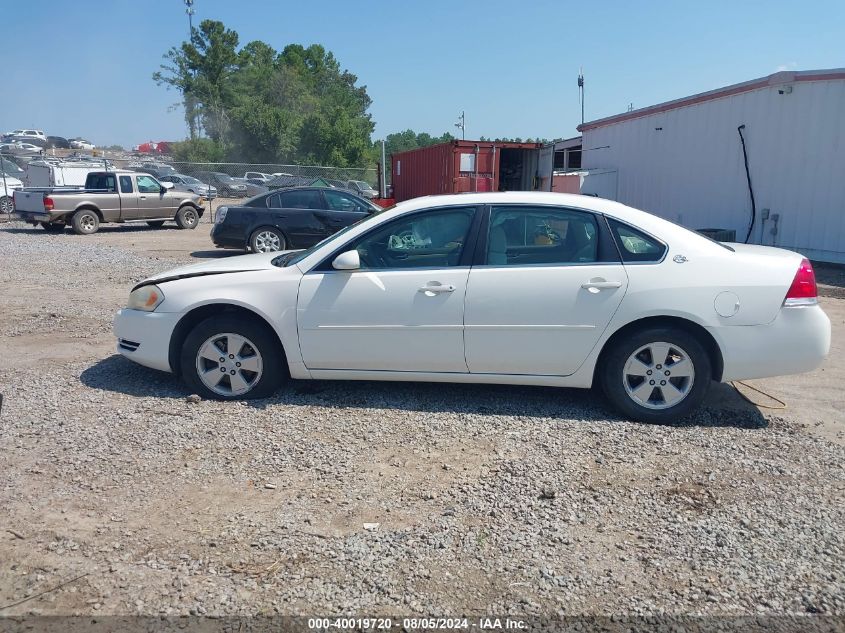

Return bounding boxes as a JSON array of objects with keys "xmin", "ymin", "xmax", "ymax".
[
  {"xmin": 127, "ymin": 285, "xmax": 164, "ymax": 311},
  {"xmin": 215, "ymin": 207, "xmax": 228, "ymax": 224}
]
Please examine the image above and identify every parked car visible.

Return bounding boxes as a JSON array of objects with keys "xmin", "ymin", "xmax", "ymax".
[
  {"xmin": 4, "ymin": 135, "xmax": 47, "ymax": 148},
  {"xmin": 211, "ymin": 187, "xmax": 378, "ymax": 253},
  {"xmin": 243, "ymin": 178, "xmax": 270, "ymax": 197},
  {"xmin": 46, "ymin": 136, "xmax": 71, "ymax": 149},
  {"xmin": 0, "ymin": 173, "xmax": 24, "ymax": 213},
  {"xmin": 70, "ymin": 138, "xmax": 95, "ymax": 150},
  {"xmin": 243, "ymin": 171, "xmax": 273, "ymax": 181},
  {"xmin": 194, "ymin": 171, "xmax": 248, "ymax": 197},
  {"xmin": 0, "ymin": 142, "xmax": 43, "ymax": 156},
  {"xmin": 12, "ymin": 170, "xmax": 204, "ymax": 234},
  {"xmin": 5, "ymin": 129, "xmax": 46, "ymax": 142},
  {"xmin": 346, "ymin": 179, "xmax": 378, "ymax": 199},
  {"xmin": 114, "ymin": 191, "xmax": 830, "ymax": 422},
  {"xmin": 129, "ymin": 162, "xmax": 177, "ymax": 179},
  {"xmin": 159, "ymin": 174, "xmax": 217, "ymax": 199}
]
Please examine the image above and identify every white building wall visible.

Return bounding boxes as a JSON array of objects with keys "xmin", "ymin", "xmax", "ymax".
[{"xmin": 582, "ymin": 77, "xmax": 845, "ymax": 263}]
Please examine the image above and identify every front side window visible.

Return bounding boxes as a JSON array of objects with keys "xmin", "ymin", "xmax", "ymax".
[
  {"xmin": 487, "ymin": 206, "xmax": 598, "ymax": 266},
  {"xmin": 278, "ymin": 190, "xmax": 322, "ymax": 209},
  {"xmin": 608, "ymin": 219, "xmax": 666, "ymax": 262},
  {"xmin": 119, "ymin": 176, "xmax": 134, "ymax": 193},
  {"xmin": 348, "ymin": 207, "xmax": 475, "ymax": 270},
  {"xmin": 136, "ymin": 175, "xmax": 160, "ymax": 194},
  {"xmin": 323, "ymin": 190, "xmax": 370, "ymax": 213}
]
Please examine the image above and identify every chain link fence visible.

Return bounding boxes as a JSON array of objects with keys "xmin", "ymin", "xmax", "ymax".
[{"xmin": 0, "ymin": 150, "xmax": 380, "ymax": 223}]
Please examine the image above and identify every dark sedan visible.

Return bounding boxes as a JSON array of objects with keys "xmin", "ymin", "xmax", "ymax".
[{"xmin": 211, "ymin": 187, "xmax": 380, "ymax": 253}]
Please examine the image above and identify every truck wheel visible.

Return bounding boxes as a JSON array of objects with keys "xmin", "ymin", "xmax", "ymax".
[
  {"xmin": 146, "ymin": 220, "xmax": 166, "ymax": 228},
  {"xmin": 175, "ymin": 206, "xmax": 199, "ymax": 230},
  {"xmin": 71, "ymin": 210, "xmax": 100, "ymax": 235},
  {"xmin": 0, "ymin": 196, "xmax": 12, "ymax": 214},
  {"xmin": 40, "ymin": 222, "xmax": 66, "ymax": 232}
]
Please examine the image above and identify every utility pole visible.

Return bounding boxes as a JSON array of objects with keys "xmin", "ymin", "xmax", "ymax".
[
  {"xmin": 455, "ymin": 110, "xmax": 465, "ymax": 140},
  {"xmin": 380, "ymin": 140, "xmax": 387, "ymax": 198},
  {"xmin": 184, "ymin": 0, "xmax": 195, "ymax": 36},
  {"xmin": 578, "ymin": 68, "xmax": 585, "ymax": 126}
]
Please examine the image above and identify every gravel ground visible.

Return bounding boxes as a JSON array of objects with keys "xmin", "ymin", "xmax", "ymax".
[{"xmin": 0, "ymin": 221, "xmax": 843, "ymax": 620}]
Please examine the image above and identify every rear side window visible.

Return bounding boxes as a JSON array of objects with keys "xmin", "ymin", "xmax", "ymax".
[
  {"xmin": 119, "ymin": 176, "xmax": 133, "ymax": 193},
  {"xmin": 265, "ymin": 193, "xmax": 281, "ymax": 208},
  {"xmin": 278, "ymin": 190, "xmax": 323, "ymax": 209},
  {"xmin": 608, "ymin": 219, "xmax": 667, "ymax": 262},
  {"xmin": 88, "ymin": 173, "xmax": 116, "ymax": 192},
  {"xmin": 487, "ymin": 206, "xmax": 599, "ymax": 266}
]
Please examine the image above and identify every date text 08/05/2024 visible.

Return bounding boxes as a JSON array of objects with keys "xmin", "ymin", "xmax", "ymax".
[{"xmin": 307, "ymin": 617, "xmax": 528, "ymax": 630}]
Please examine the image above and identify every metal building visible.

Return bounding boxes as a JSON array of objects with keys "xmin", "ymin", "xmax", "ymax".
[{"xmin": 578, "ymin": 68, "xmax": 845, "ymax": 263}]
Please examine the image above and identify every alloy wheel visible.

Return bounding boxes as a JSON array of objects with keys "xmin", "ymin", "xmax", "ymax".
[
  {"xmin": 253, "ymin": 231, "xmax": 282, "ymax": 252},
  {"xmin": 195, "ymin": 333, "xmax": 263, "ymax": 397},
  {"xmin": 622, "ymin": 341, "xmax": 695, "ymax": 410}
]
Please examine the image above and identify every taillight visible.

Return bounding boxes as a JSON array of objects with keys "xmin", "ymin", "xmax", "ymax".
[
  {"xmin": 43, "ymin": 196, "xmax": 54, "ymax": 211},
  {"xmin": 784, "ymin": 257, "xmax": 817, "ymax": 306}
]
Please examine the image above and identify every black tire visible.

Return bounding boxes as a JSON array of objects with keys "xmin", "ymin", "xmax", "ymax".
[
  {"xmin": 70, "ymin": 209, "xmax": 99, "ymax": 235},
  {"xmin": 249, "ymin": 227, "xmax": 286, "ymax": 253},
  {"xmin": 40, "ymin": 221, "xmax": 65, "ymax": 232},
  {"xmin": 180, "ymin": 314, "xmax": 286, "ymax": 400},
  {"xmin": 146, "ymin": 220, "xmax": 166, "ymax": 228},
  {"xmin": 599, "ymin": 327, "xmax": 711, "ymax": 424},
  {"xmin": 175, "ymin": 205, "xmax": 199, "ymax": 230},
  {"xmin": 0, "ymin": 196, "xmax": 13, "ymax": 215}
]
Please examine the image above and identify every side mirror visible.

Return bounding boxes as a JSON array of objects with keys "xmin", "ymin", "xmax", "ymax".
[
  {"xmin": 332, "ymin": 250, "xmax": 360, "ymax": 270},
  {"xmin": 161, "ymin": 181, "xmax": 174, "ymax": 191}
]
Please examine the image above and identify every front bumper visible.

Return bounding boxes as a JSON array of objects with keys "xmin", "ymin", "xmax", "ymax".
[
  {"xmin": 113, "ymin": 308, "xmax": 183, "ymax": 373},
  {"xmin": 711, "ymin": 304, "xmax": 831, "ymax": 382}
]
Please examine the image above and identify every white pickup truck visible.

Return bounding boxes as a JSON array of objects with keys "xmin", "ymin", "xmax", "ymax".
[{"xmin": 13, "ymin": 169, "xmax": 205, "ymax": 234}]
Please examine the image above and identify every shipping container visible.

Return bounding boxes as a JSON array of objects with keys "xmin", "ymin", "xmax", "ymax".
[{"xmin": 391, "ymin": 140, "xmax": 543, "ymax": 202}]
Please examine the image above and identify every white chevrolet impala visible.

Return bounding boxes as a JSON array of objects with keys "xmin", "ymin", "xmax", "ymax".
[{"xmin": 113, "ymin": 192, "xmax": 830, "ymax": 423}]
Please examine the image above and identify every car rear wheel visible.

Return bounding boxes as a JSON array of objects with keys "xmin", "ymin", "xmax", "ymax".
[
  {"xmin": 250, "ymin": 227, "xmax": 286, "ymax": 253},
  {"xmin": 146, "ymin": 220, "xmax": 166, "ymax": 228},
  {"xmin": 599, "ymin": 327, "xmax": 711, "ymax": 424},
  {"xmin": 180, "ymin": 315, "xmax": 286, "ymax": 400},
  {"xmin": 40, "ymin": 221, "xmax": 65, "ymax": 232},
  {"xmin": 71, "ymin": 210, "xmax": 99, "ymax": 235},
  {"xmin": 175, "ymin": 206, "xmax": 199, "ymax": 230}
]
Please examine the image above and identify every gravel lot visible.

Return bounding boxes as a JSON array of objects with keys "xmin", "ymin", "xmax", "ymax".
[{"xmin": 0, "ymin": 217, "xmax": 843, "ymax": 619}]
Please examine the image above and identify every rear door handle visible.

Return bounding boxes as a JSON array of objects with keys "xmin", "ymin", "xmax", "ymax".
[
  {"xmin": 419, "ymin": 282, "xmax": 456, "ymax": 295},
  {"xmin": 581, "ymin": 279, "xmax": 623, "ymax": 292}
]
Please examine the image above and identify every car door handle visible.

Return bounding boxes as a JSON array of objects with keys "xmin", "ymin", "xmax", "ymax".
[
  {"xmin": 581, "ymin": 279, "xmax": 623, "ymax": 292},
  {"xmin": 419, "ymin": 283, "xmax": 456, "ymax": 295}
]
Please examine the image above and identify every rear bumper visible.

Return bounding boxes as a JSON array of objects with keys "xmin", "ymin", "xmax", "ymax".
[
  {"xmin": 12, "ymin": 210, "xmax": 54, "ymax": 223},
  {"xmin": 710, "ymin": 304, "xmax": 831, "ymax": 382},
  {"xmin": 113, "ymin": 308, "xmax": 182, "ymax": 373},
  {"xmin": 210, "ymin": 223, "xmax": 246, "ymax": 249}
]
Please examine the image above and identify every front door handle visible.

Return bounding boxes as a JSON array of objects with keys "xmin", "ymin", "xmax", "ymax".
[
  {"xmin": 581, "ymin": 279, "xmax": 623, "ymax": 293},
  {"xmin": 419, "ymin": 282, "xmax": 456, "ymax": 295}
]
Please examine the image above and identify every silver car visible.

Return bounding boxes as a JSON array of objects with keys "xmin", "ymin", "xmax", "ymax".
[{"xmin": 159, "ymin": 174, "xmax": 217, "ymax": 199}]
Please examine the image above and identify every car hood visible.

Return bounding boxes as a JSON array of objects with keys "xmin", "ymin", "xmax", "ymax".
[{"xmin": 134, "ymin": 251, "xmax": 294, "ymax": 290}]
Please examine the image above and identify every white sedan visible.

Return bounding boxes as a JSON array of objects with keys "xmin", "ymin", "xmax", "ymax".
[{"xmin": 113, "ymin": 192, "xmax": 830, "ymax": 423}]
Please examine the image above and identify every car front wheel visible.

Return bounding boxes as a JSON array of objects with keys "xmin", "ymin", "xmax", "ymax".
[
  {"xmin": 599, "ymin": 327, "xmax": 711, "ymax": 424},
  {"xmin": 175, "ymin": 206, "xmax": 199, "ymax": 229},
  {"xmin": 180, "ymin": 315, "xmax": 286, "ymax": 400}
]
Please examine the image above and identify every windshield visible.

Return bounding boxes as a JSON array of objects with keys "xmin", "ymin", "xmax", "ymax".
[
  {"xmin": 216, "ymin": 173, "xmax": 237, "ymax": 183},
  {"xmin": 181, "ymin": 176, "xmax": 202, "ymax": 185},
  {"xmin": 271, "ymin": 207, "xmax": 390, "ymax": 268},
  {"xmin": 352, "ymin": 180, "xmax": 371, "ymax": 189}
]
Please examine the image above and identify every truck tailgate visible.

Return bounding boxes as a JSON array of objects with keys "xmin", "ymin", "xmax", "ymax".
[{"xmin": 12, "ymin": 190, "xmax": 47, "ymax": 214}]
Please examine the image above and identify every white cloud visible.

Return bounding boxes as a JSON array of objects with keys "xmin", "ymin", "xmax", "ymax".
[{"xmin": 776, "ymin": 62, "xmax": 798, "ymax": 71}]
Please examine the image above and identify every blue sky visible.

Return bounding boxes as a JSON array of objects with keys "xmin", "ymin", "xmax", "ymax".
[{"xmin": 4, "ymin": 0, "xmax": 842, "ymax": 148}]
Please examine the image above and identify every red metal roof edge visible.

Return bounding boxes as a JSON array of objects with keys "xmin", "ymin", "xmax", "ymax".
[
  {"xmin": 391, "ymin": 139, "xmax": 542, "ymax": 159},
  {"xmin": 577, "ymin": 68, "xmax": 845, "ymax": 132}
]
